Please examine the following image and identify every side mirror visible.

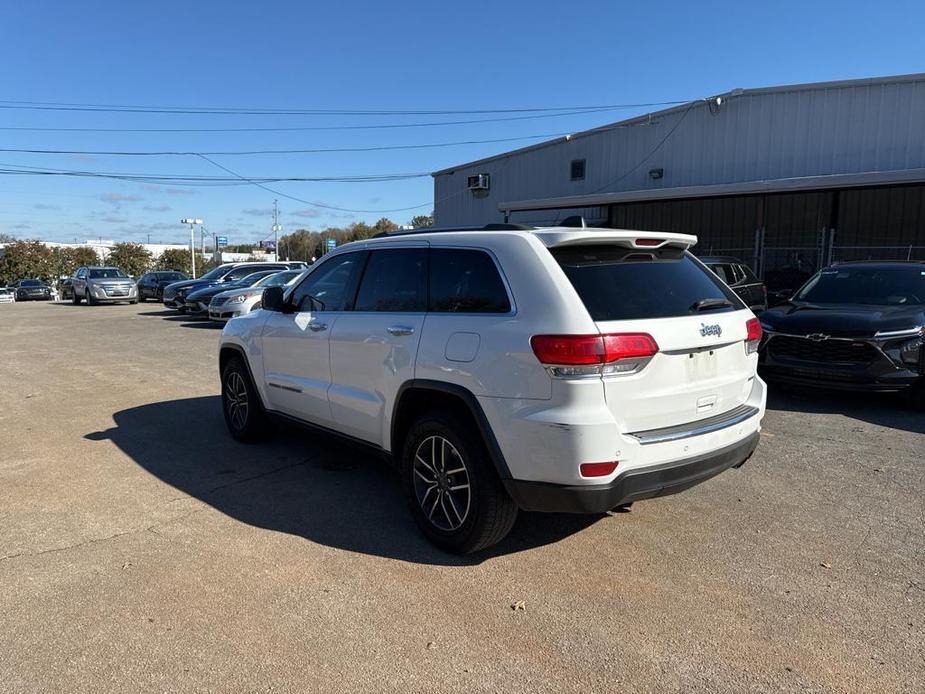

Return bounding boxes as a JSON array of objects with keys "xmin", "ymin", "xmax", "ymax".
[{"xmin": 262, "ymin": 286, "xmax": 287, "ymax": 312}]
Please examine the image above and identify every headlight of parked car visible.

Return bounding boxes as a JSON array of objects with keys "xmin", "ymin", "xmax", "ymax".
[
  {"xmin": 228, "ymin": 295, "xmax": 247, "ymax": 304},
  {"xmin": 883, "ymin": 328, "xmax": 924, "ymax": 368}
]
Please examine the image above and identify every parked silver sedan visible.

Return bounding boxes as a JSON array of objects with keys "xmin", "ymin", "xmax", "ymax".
[
  {"xmin": 71, "ymin": 266, "xmax": 137, "ymax": 305},
  {"xmin": 207, "ymin": 269, "xmax": 303, "ymax": 322}
]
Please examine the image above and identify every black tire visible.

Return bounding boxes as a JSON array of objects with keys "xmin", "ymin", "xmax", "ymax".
[
  {"xmin": 86, "ymin": 291, "xmax": 97, "ymax": 306},
  {"xmin": 138, "ymin": 294, "xmax": 146, "ymax": 303},
  {"xmin": 71, "ymin": 291, "xmax": 81, "ymax": 305},
  {"xmin": 129, "ymin": 299, "xmax": 137, "ymax": 305},
  {"xmin": 221, "ymin": 356, "xmax": 269, "ymax": 443},
  {"xmin": 402, "ymin": 411, "xmax": 517, "ymax": 554},
  {"xmin": 177, "ymin": 305, "xmax": 187, "ymax": 314}
]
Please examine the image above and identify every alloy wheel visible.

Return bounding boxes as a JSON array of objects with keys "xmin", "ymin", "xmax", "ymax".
[
  {"xmin": 412, "ymin": 435, "xmax": 471, "ymax": 531},
  {"xmin": 224, "ymin": 371, "xmax": 249, "ymax": 431}
]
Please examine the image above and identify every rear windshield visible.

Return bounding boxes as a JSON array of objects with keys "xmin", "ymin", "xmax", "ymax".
[
  {"xmin": 551, "ymin": 246, "xmax": 742, "ymax": 321},
  {"xmin": 795, "ymin": 266, "xmax": 925, "ymax": 305}
]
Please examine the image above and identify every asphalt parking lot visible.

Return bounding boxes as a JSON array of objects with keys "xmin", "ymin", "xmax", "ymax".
[{"xmin": 1, "ymin": 301, "xmax": 923, "ymax": 693}]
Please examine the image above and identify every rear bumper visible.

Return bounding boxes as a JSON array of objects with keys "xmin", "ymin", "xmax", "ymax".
[{"xmin": 503, "ymin": 432, "xmax": 759, "ymax": 513}]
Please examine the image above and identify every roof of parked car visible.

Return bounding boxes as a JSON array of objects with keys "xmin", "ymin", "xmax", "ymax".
[
  {"xmin": 829, "ymin": 260, "xmax": 925, "ymax": 268},
  {"xmin": 698, "ymin": 256, "xmax": 745, "ymax": 264}
]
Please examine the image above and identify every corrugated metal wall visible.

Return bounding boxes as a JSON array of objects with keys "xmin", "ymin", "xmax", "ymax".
[{"xmin": 433, "ymin": 75, "xmax": 925, "ymax": 227}]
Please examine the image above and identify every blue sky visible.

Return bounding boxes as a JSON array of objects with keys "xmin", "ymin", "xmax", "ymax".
[{"xmin": 1, "ymin": 0, "xmax": 923, "ymax": 244}]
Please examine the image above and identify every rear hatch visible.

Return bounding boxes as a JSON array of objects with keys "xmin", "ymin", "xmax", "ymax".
[{"xmin": 549, "ymin": 239, "xmax": 758, "ymax": 433}]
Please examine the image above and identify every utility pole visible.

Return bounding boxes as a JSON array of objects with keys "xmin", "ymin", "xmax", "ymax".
[
  {"xmin": 181, "ymin": 218, "xmax": 202, "ymax": 278},
  {"xmin": 272, "ymin": 199, "xmax": 281, "ymax": 263},
  {"xmin": 200, "ymin": 225, "xmax": 207, "ymax": 256}
]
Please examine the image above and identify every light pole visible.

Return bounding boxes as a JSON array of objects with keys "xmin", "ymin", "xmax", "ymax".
[{"xmin": 181, "ymin": 218, "xmax": 202, "ymax": 277}]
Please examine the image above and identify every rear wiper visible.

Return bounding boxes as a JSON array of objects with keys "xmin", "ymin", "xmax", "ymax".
[{"xmin": 691, "ymin": 298, "xmax": 733, "ymax": 312}]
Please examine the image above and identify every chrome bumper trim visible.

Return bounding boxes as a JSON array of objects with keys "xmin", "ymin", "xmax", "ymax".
[{"xmin": 629, "ymin": 403, "xmax": 760, "ymax": 446}]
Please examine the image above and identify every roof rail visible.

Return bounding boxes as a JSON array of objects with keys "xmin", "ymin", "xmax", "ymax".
[{"xmin": 371, "ymin": 222, "xmax": 534, "ymax": 238}]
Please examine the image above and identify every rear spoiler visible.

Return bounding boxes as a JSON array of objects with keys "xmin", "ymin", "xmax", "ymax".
[{"xmin": 534, "ymin": 230, "xmax": 698, "ymax": 251}]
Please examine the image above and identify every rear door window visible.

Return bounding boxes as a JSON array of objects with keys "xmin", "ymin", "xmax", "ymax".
[
  {"xmin": 429, "ymin": 249, "xmax": 511, "ymax": 313},
  {"xmin": 355, "ymin": 249, "xmax": 427, "ymax": 312},
  {"xmin": 551, "ymin": 246, "xmax": 743, "ymax": 321}
]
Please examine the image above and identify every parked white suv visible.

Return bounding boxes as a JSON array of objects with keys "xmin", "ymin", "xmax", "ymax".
[{"xmin": 218, "ymin": 224, "xmax": 766, "ymax": 553}]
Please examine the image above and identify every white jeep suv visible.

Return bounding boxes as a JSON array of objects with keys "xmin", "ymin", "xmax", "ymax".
[{"xmin": 218, "ymin": 224, "xmax": 766, "ymax": 553}]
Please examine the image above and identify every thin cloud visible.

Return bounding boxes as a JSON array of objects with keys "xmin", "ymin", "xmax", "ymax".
[
  {"xmin": 101, "ymin": 216, "xmax": 129, "ymax": 223},
  {"xmin": 242, "ymin": 208, "xmax": 273, "ymax": 217},
  {"xmin": 291, "ymin": 208, "xmax": 322, "ymax": 219},
  {"xmin": 100, "ymin": 192, "xmax": 142, "ymax": 208},
  {"xmin": 34, "ymin": 203, "xmax": 60, "ymax": 210},
  {"xmin": 142, "ymin": 205, "xmax": 172, "ymax": 212},
  {"xmin": 141, "ymin": 184, "xmax": 197, "ymax": 195}
]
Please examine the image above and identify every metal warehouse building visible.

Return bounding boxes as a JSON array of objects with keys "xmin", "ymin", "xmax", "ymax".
[{"xmin": 433, "ymin": 73, "xmax": 925, "ymax": 285}]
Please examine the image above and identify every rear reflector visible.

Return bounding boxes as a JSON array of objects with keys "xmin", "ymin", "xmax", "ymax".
[
  {"xmin": 579, "ymin": 461, "xmax": 619, "ymax": 478},
  {"xmin": 531, "ymin": 333, "xmax": 659, "ymax": 365}
]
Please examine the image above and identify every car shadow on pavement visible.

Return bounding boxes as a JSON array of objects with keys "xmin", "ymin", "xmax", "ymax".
[
  {"xmin": 86, "ymin": 396, "xmax": 601, "ymax": 565},
  {"xmin": 138, "ymin": 309, "xmax": 176, "ymax": 317},
  {"xmin": 766, "ymin": 386, "xmax": 925, "ymax": 435},
  {"xmin": 179, "ymin": 322, "xmax": 223, "ymax": 329}
]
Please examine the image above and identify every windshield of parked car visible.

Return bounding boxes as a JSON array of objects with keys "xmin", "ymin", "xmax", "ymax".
[
  {"xmin": 157, "ymin": 272, "xmax": 186, "ymax": 281},
  {"xmin": 21, "ymin": 279, "xmax": 43, "ymax": 286},
  {"xmin": 88, "ymin": 268, "xmax": 127, "ymax": 279},
  {"xmin": 199, "ymin": 265, "xmax": 231, "ymax": 281},
  {"xmin": 795, "ymin": 266, "xmax": 925, "ymax": 305},
  {"xmin": 254, "ymin": 270, "xmax": 302, "ymax": 288},
  {"xmin": 234, "ymin": 271, "xmax": 277, "ymax": 287}
]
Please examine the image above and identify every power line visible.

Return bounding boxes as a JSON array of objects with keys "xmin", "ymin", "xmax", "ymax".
[
  {"xmin": 195, "ymin": 153, "xmax": 438, "ymax": 213},
  {"xmin": 0, "ymin": 132, "xmax": 572, "ymax": 157},
  {"xmin": 0, "ymin": 161, "xmax": 429, "ymax": 185},
  {"xmin": 588, "ymin": 102, "xmax": 697, "ymax": 195},
  {"xmin": 0, "ymin": 106, "xmax": 658, "ymax": 133},
  {"xmin": 0, "ymin": 99, "xmax": 688, "ymax": 116}
]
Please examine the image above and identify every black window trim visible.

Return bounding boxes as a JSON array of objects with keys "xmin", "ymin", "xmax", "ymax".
[{"xmin": 283, "ymin": 244, "xmax": 517, "ymax": 316}]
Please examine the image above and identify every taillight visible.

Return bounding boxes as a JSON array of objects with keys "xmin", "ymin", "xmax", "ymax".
[
  {"xmin": 579, "ymin": 461, "xmax": 619, "ymax": 478},
  {"xmin": 635, "ymin": 238, "xmax": 662, "ymax": 247},
  {"xmin": 531, "ymin": 333, "xmax": 658, "ymax": 377},
  {"xmin": 745, "ymin": 317, "xmax": 762, "ymax": 354}
]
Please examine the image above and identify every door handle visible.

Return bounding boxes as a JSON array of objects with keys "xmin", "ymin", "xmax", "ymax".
[
  {"xmin": 387, "ymin": 325, "xmax": 415, "ymax": 336},
  {"xmin": 308, "ymin": 321, "xmax": 328, "ymax": 332}
]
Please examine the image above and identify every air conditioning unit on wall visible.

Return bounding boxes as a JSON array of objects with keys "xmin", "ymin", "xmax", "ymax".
[{"xmin": 467, "ymin": 174, "xmax": 490, "ymax": 191}]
